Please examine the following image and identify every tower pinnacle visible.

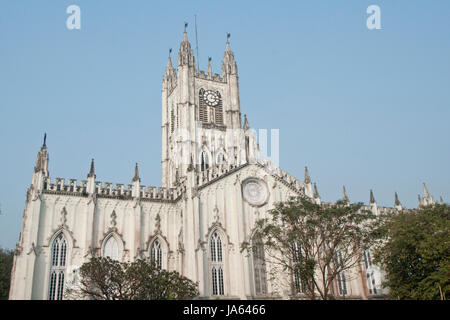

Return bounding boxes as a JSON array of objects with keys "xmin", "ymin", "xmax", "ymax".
[
  {"xmin": 207, "ymin": 57, "xmax": 212, "ymax": 78},
  {"xmin": 304, "ymin": 166, "xmax": 311, "ymax": 184},
  {"xmin": 133, "ymin": 163, "xmax": 140, "ymax": 182},
  {"xmin": 87, "ymin": 159, "xmax": 95, "ymax": 178},
  {"xmin": 313, "ymin": 183, "xmax": 320, "ymax": 199},
  {"xmin": 178, "ymin": 25, "xmax": 194, "ymax": 67},
  {"xmin": 395, "ymin": 192, "xmax": 401, "ymax": 206},
  {"xmin": 343, "ymin": 186, "xmax": 349, "ymax": 203},
  {"xmin": 370, "ymin": 189, "xmax": 376, "ymax": 204}
]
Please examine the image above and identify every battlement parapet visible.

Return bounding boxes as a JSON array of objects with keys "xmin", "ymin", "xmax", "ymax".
[
  {"xmin": 41, "ymin": 177, "xmax": 186, "ymax": 201},
  {"xmin": 195, "ymin": 71, "xmax": 226, "ymax": 83}
]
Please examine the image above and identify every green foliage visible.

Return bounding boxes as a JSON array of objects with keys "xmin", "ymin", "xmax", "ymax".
[
  {"xmin": 373, "ymin": 204, "xmax": 450, "ymax": 300},
  {"xmin": 0, "ymin": 248, "xmax": 14, "ymax": 300},
  {"xmin": 67, "ymin": 257, "xmax": 199, "ymax": 300},
  {"xmin": 241, "ymin": 196, "xmax": 383, "ymax": 300}
]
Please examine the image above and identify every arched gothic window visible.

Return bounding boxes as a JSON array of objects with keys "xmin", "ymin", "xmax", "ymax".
[
  {"xmin": 291, "ymin": 241, "xmax": 306, "ymax": 294},
  {"xmin": 216, "ymin": 152, "xmax": 226, "ymax": 165},
  {"xmin": 252, "ymin": 236, "xmax": 267, "ymax": 295},
  {"xmin": 199, "ymin": 89, "xmax": 208, "ymax": 123},
  {"xmin": 201, "ymin": 151, "xmax": 210, "ymax": 172},
  {"xmin": 335, "ymin": 250, "xmax": 347, "ymax": 296},
  {"xmin": 363, "ymin": 250, "xmax": 377, "ymax": 294},
  {"xmin": 103, "ymin": 235, "xmax": 119, "ymax": 260},
  {"xmin": 150, "ymin": 239, "xmax": 163, "ymax": 269},
  {"xmin": 210, "ymin": 231, "xmax": 224, "ymax": 296},
  {"xmin": 48, "ymin": 233, "xmax": 67, "ymax": 300}
]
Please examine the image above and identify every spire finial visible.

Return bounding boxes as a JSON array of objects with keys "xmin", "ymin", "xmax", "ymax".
[
  {"xmin": 304, "ymin": 166, "xmax": 311, "ymax": 184},
  {"xmin": 395, "ymin": 192, "xmax": 401, "ymax": 206},
  {"xmin": 370, "ymin": 189, "xmax": 376, "ymax": 204},
  {"xmin": 43, "ymin": 133, "xmax": 47, "ymax": 147},
  {"xmin": 184, "ymin": 22, "xmax": 188, "ymax": 33},
  {"xmin": 133, "ymin": 162, "xmax": 140, "ymax": 182},
  {"xmin": 225, "ymin": 33, "xmax": 232, "ymax": 52},
  {"xmin": 88, "ymin": 158, "xmax": 95, "ymax": 178},
  {"xmin": 343, "ymin": 186, "xmax": 349, "ymax": 203},
  {"xmin": 169, "ymin": 48, "xmax": 172, "ymax": 57}
]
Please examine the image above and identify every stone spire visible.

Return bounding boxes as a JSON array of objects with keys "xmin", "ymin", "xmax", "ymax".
[
  {"xmin": 370, "ymin": 189, "xmax": 376, "ymax": 204},
  {"xmin": 304, "ymin": 166, "xmax": 311, "ymax": 184},
  {"xmin": 87, "ymin": 158, "xmax": 96, "ymax": 178},
  {"xmin": 343, "ymin": 186, "xmax": 349, "ymax": 203},
  {"xmin": 177, "ymin": 25, "xmax": 195, "ymax": 67},
  {"xmin": 132, "ymin": 163, "xmax": 140, "ymax": 182},
  {"xmin": 222, "ymin": 33, "xmax": 237, "ymax": 76}
]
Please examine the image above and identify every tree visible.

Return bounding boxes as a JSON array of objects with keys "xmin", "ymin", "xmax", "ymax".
[
  {"xmin": 66, "ymin": 257, "xmax": 199, "ymax": 300},
  {"xmin": 241, "ymin": 196, "xmax": 383, "ymax": 300},
  {"xmin": 373, "ymin": 204, "xmax": 450, "ymax": 300},
  {"xmin": 0, "ymin": 248, "xmax": 14, "ymax": 300}
]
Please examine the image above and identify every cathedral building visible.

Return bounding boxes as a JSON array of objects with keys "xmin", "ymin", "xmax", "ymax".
[{"xmin": 8, "ymin": 30, "xmax": 439, "ymax": 300}]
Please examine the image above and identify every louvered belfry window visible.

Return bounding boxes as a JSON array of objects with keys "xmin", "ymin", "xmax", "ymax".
[
  {"xmin": 210, "ymin": 231, "xmax": 224, "ymax": 295},
  {"xmin": 214, "ymin": 92, "xmax": 223, "ymax": 125},
  {"xmin": 199, "ymin": 89, "xmax": 208, "ymax": 123},
  {"xmin": 48, "ymin": 233, "xmax": 67, "ymax": 300}
]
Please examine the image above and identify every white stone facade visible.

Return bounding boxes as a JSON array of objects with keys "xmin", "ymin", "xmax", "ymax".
[{"xmin": 9, "ymin": 31, "xmax": 437, "ymax": 300}]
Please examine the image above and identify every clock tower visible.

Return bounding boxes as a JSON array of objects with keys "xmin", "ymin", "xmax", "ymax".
[{"xmin": 161, "ymin": 30, "xmax": 257, "ymax": 188}]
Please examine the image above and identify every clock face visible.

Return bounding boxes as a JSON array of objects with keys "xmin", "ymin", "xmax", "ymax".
[{"xmin": 203, "ymin": 90, "xmax": 219, "ymax": 107}]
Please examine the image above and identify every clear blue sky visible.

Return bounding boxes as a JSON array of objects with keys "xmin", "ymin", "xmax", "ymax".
[{"xmin": 0, "ymin": 1, "xmax": 449, "ymax": 249}]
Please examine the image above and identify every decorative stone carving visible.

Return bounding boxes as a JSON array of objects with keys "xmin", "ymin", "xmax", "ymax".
[{"xmin": 242, "ymin": 177, "xmax": 269, "ymax": 207}]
